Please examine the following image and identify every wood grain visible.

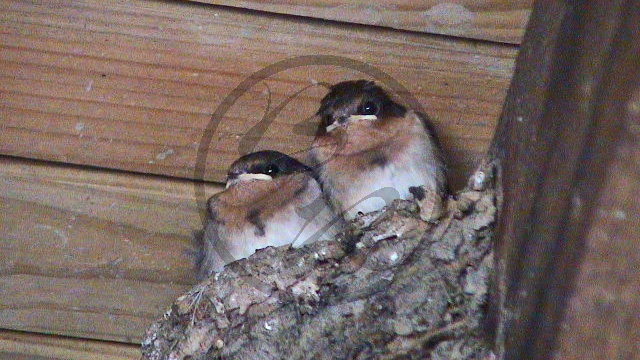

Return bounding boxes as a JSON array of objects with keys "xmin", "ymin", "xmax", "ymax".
[
  {"xmin": 488, "ymin": 0, "xmax": 640, "ymax": 358},
  {"xmin": 0, "ymin": 156, "xmax": 221, "ymax": 284},
  {"xmin": 0, "ymin": 275, "xmax": 189, "ymax": 343},
  {"xmin": 553, "ymin": 114, "xmax": 640, "ymax": 359},
  {"xmin": 0, "ymin": 0, "xmax": 517, "ymax": 191},
  {"xmin": 0, "ymin": 330, "xmax": 139, "ymax": 359},
  {"xmin": 187, "ymin": 0, "xmax": 533, "ymax": 44},
  {"xmin": 551, "ymin": 2, "xmax": 640, "ymax": 357},
  {"xmin": 0, "ymin": 156, "xmax": 219, "ymax": 342}
]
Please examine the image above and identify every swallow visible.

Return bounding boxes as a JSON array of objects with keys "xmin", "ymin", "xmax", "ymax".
[
  {"xmin": 308, "ymin": 80, "xmax": 447, "ymax": 220},
  {"xmin": 198, "ymin": 150, "xmax": 343, "ymax": 278}
]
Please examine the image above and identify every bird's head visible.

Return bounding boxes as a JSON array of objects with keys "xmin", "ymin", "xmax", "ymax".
[
  {"xmin": 225, "ymin": 150, "xmax": 311, "ymax": 188},
  {"xmin": 316, "ymin": 80, "xmax": 407, "ymax": 134}
]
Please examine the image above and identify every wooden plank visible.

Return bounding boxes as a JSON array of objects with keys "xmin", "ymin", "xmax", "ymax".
[
  {"xmin": 0, "ymin": 156, "xmax": 221, "ymax": 284},
  {"xmin": 552, "ymin": 110, "xmax": 640, "ymax": 359},
  {"xmin": 0, "ymin": 275, "xmax": 188, "ymax": 343},
  {"xmin": 0, "ymin": 330, "xmax": 139, "ymax": 360},
  {"xmin": 0, "ymin": 0, "xmax": 517, "ymax": 191},
  {"xmin": 488, "ymin": 0, "xmax": 640, "ymax": 358},
  {"xmin": 0, "ymin": 156, "xmax": 220, "ymax": 342},
  {"xmin": 187, "ymin": 0, "xmax": 532, "ymax": 44},
  {"xmin": 551, "ymin": 2, "xmax": 640, "ymax": 358}
]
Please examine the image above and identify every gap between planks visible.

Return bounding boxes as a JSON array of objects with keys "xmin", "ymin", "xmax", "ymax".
[
  {"xmin": 0, "ymin": 330, "xmax": 140, "ymax": 360},
  {"xmin": 0, "ymin": 156, "xmax": 220, "ymax": 342},
  {"xmin": 183, "ymin": 0, "xmax": 533, "ymax": 44},
  {"xmin": 0, "ymin": 0, "xmax": 518, "ymax": 191}
]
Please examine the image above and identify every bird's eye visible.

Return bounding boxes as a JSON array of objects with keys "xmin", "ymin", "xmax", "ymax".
[
  {"xmin": 265, "ymin": 164, "xmax": 279, "ymax": 176},
  {"xmin": 360, "ymin": 101, "xmax": 378, "ymax": 115}
]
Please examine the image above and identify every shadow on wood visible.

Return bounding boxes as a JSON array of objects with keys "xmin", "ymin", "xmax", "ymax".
[{"xmin": 488, "ymin": 0, "xmax": 640, "ymax": 358}]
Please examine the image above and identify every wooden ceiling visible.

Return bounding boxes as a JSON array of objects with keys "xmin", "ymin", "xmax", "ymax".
[
  {"xmin": 1, "ymin": 0, "xmax": 523, "ymax": 189},
  {"xmin": 191, "ymin": 0, "xmax": 531, "ymax": 44},
  {"xmin": 0, "ymin": 0, "xmax": 531, "ymax": 355}
]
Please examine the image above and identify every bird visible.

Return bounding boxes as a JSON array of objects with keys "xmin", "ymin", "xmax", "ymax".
[
  {"xmin": 307, "ymin": 80, "xmax": 447, "ymax": 220},
  {"xmin": 198, "ymin": 150, "xmax": 343, "ymax": 278}
]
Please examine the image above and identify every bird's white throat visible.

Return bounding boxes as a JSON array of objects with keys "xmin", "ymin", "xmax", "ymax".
[
  {"xmin": 226, "ymin": 173, "xmax": 273, "ymax": 188},
  {"xmin": 326, "ymin": 114, "xmax": 378, "ymax": 132}
]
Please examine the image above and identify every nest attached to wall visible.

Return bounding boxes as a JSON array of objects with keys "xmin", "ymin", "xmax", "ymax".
[{"xmin": 141, "ymin": 162, "xmax": 498, "ymax": 360}]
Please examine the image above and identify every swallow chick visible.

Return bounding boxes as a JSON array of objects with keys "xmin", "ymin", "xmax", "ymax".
[
  {"xmin": 198, "ymin": 150, "xmax": 343, "ymax": 278},
  {"xmin": 308, "ymin": 80, "xmax": 447, "ymax": 220}
]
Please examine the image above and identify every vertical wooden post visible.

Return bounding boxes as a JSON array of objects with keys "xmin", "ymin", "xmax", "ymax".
[{"xmin": 488, "ymin": 0, "xmax": 640, "ymax": 358}]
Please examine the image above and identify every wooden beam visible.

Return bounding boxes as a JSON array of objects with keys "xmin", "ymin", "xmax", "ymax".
[
  {"xmin": 0, "ymin": 156, "xmax": 220, "ymax": 342},
  {"xmin": 0, "ymin": 275, "xmax": 188, "ymax": 343},
  {"xmin": 488, "ymin": 0, "xmax": 640, "ymax": 358},
  {"xmin": 186, "ymin": 0, "xmax": 533, "ymax": 44},
  {"xmin": 0, "ymin": 156, "xmax": 221, "ymax": 284},
  {"xmin": 0, "ymin": 330, "xmax": 139, "ymax": 359},
  {"xmin": 551, "ymin": 2, "xmax": 640, "ymax": 358},
  {"xmin": 0, "ymin": 0, "xmax": 517, "ymax": 190}
]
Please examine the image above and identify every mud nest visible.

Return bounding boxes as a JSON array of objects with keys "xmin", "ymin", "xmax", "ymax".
[{"xmin": 141, "ymin": 162, "xmax": 497, "ymax": 360}]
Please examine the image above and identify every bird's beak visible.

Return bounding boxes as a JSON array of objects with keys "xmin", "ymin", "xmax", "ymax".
[
  {"xmin": 225, "ymin": 173, "xmax": 273, "ymax": 189},
  {"xmin": 326, "ymin": 114, "xmax": 378, "ymax": 133},
  {"xmin": 349, "ymin": 114, "xmax": 378, "ymax": 121},
  {"xmin": 325, "ymin": 122, "xmax": 340, "ymax": 132},
  {"xmin": 326, "ymin": 115, "xmax": 349, "ymax": 133}
]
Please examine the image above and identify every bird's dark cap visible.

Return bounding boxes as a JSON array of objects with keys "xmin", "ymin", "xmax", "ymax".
[
  {"xmin": 226, "ymin": 150, "xmax": 312, "ymax": 183},
  {"xmin": 316, "ymin": 80, "xmax": 406, "ymax": 118}
]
